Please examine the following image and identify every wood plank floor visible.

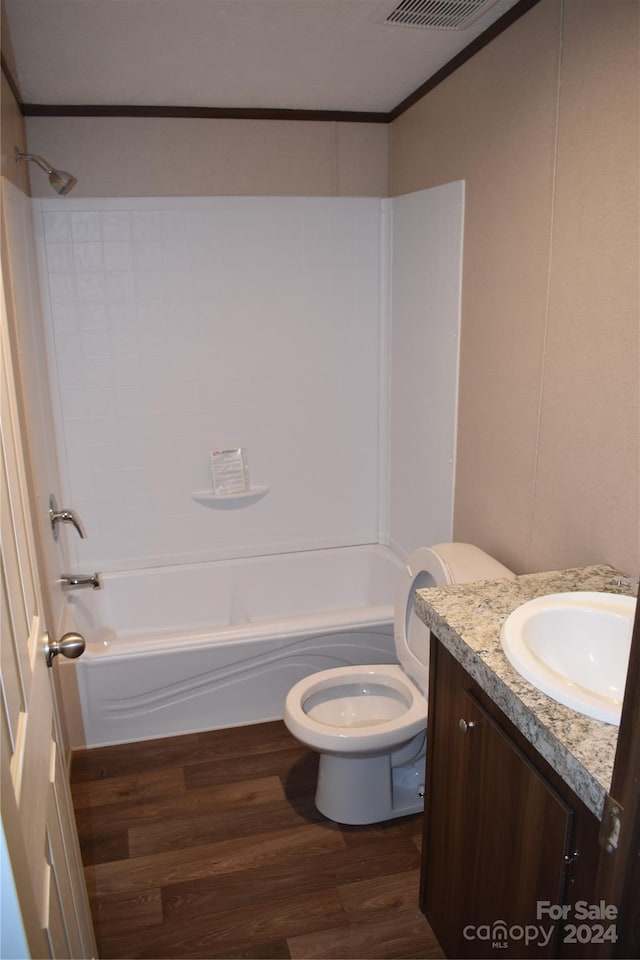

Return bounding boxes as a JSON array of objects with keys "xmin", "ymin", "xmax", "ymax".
[{"xmin": 71, "ymin": 720, "xmax": 445, "ymax": 959}]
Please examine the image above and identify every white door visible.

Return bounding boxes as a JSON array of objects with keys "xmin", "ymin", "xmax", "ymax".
[{"xmin": 1, "ymin": 263, "xmax": 95, "ymax": 957}]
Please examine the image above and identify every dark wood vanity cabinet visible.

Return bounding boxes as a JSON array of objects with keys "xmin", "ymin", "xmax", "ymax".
[{"xmin": 420, "ymin": 641, "xmax": 602, "ymax": 960}]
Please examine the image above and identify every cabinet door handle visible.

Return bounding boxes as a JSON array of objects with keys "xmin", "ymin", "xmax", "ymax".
[{"xmin": 459, "ymin": 718, "xmax": 476, "ymax": 734}]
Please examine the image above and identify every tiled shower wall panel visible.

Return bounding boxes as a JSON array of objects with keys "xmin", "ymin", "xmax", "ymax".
[
  {"xmin": 388, "ymin": 182, "xmax": 463, "ymax": 558},
  {"xmin": 34, "ymin": 197, "xmax": 383, "ymax": 571}
]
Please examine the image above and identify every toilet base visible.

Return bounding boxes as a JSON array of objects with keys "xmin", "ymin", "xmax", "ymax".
[{"xmin": 314, "ymin": 733, "xmax": 426, "ymax": 825}]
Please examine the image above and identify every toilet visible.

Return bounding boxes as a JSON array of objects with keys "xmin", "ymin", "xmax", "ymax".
[{"xmin": 284, "ymin": 542, "xmax": 515, "ymax": 824}]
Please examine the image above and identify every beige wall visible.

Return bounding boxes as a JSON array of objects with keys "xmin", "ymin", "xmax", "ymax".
[
  {"xmin": 1, "ymin": 71, "xmax": 30, "ymax": 193},
  {"xmin": 391, "ymin": 0, "xmax": 639, "ymax": 576},
  {"xmin": 24, "ymin": 115, "xmax": 389, "ymax": 197},
  {"xmin": 1, "ymin": 0, "xmax": 30, "ymax": 192}
]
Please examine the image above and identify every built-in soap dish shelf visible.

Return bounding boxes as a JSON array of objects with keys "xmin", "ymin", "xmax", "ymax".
[{"xmin": 192, "ymin": 487, "xmax": 269, "ymax": 507}]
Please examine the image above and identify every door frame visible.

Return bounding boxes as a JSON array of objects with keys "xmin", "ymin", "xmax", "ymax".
[{"xmin": 1, "ymin": 180, "xmax": 96, "ymax": 958}]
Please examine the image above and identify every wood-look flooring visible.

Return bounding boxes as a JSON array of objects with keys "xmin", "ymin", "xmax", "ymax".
[{"xmin": 71, "ymin": 720, "xmax": 445, "ymax": 960}]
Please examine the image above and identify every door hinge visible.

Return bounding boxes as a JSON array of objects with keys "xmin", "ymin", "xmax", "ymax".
[{"xmin": 599, "ymin": 794, "xmax": 623, "ymax": 854}]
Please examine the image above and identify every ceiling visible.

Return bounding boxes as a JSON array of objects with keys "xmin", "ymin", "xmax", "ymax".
[{"xmin": 4, "ymin": 0, "xmax": 523, "ymax": 115}]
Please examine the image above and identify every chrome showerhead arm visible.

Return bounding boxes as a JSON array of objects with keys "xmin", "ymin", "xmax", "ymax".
[{"xmin": 15, "ymin": 148, "xmax": 54, "ymax": 175}]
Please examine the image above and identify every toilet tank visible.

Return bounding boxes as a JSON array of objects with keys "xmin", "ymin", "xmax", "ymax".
[
  {"xmin": 395, "ymin": 542, "xmax": 515, "ymax": 695},
  {"xmin": 428, "ymin": 542, "xmax": 516, "ymax": 585}
]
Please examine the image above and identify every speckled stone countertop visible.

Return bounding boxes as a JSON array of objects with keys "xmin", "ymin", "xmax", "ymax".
[{"xmin": 414, "ymin": 565, "xmax": 637, "ymax": 820}]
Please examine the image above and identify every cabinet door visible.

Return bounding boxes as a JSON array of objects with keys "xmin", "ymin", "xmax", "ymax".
[{"xmin": 422, "ymin": 645, "xmax": 574, "ymax": 959}]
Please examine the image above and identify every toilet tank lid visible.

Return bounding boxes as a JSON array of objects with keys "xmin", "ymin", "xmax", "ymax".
[{"xmin": 426, "ymin": 542, "xmax": 516, "ymax": 584}]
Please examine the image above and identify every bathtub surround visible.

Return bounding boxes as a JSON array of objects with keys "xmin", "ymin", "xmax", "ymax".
[
  {"xmin": 33, "ymin": 185, "xmax": 464, "ymax": 573},
  {"xmin": 36, "ymin": 195, "xmax": 382, "ymax": 569},
  {"xmin": 388, "ymin": 183, "xmax": 463, "ymax": 556},
  {"xmin": 16, "ymin": 177, "xmax": 464, "ymax": 749}
]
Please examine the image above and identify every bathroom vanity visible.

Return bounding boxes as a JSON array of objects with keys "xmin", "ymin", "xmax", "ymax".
[{"xmin": 414, "ymin": 566, "xmax": 635, "ymax": 960}]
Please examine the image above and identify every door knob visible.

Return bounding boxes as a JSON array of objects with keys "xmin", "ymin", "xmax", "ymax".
[
  {"xmin": 45, "ymin": 632, "xmax": 86, "ymax": 668},
  {"xmin": 459, "ymin": 718, "xmax": 476, "ymax": 734}
]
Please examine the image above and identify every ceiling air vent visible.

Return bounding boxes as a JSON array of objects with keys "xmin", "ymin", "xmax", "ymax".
[{"xmin": 384, "ymin": 0, "xmax": 501, "ymax": 30}]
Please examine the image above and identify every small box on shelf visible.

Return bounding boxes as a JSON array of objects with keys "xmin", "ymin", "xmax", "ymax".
[{"xmin": 210, "ymin": 447, "xmax": 249, "ymax": 495}]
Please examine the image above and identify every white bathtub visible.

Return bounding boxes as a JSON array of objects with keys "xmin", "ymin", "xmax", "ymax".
[{"xmin": 65, "ymin": 545, "xmax": 404, "ymax": 747}]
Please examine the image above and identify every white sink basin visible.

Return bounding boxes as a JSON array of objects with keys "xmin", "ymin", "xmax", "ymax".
[{"xmin": 500, "ymin": 592, "xmax": 636, "ymax": 725}]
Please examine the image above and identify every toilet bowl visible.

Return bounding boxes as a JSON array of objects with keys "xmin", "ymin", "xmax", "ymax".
[{"xmin": 284, "ymin": 542, "xmax": 515, "ymax": 824}]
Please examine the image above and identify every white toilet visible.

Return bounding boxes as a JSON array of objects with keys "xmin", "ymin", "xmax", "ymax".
[{"xmin": 284, "ymin": 542, "xmax": 515, "ymax": 824}]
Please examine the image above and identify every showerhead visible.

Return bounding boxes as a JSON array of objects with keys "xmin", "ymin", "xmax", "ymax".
[
  {"xmin": 47, "ymin": 167, "xmax": 78, "ymax": 196},
  {"xmin": 15, "ymin": 148, "xmax": 78, "ymax": 195}
]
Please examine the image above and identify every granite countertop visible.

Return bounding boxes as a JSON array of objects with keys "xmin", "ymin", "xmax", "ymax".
[{"xmin": 414, "ymin": 565, "xmax": 637, "ymax": 820}]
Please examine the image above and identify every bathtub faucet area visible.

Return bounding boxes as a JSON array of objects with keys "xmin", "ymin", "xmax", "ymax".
[{"xmin": 60, "ymin": 572, "xmax": 102, "ymax": 591}]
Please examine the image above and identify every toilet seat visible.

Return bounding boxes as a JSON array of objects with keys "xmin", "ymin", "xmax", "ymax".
[
  {"xmin": 392, "ymin": 546, "xmax": 444, "ymax": 692},
  {"xmin": 284, "ymin": 664, "xmax": 427, "ymax": 754}
]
